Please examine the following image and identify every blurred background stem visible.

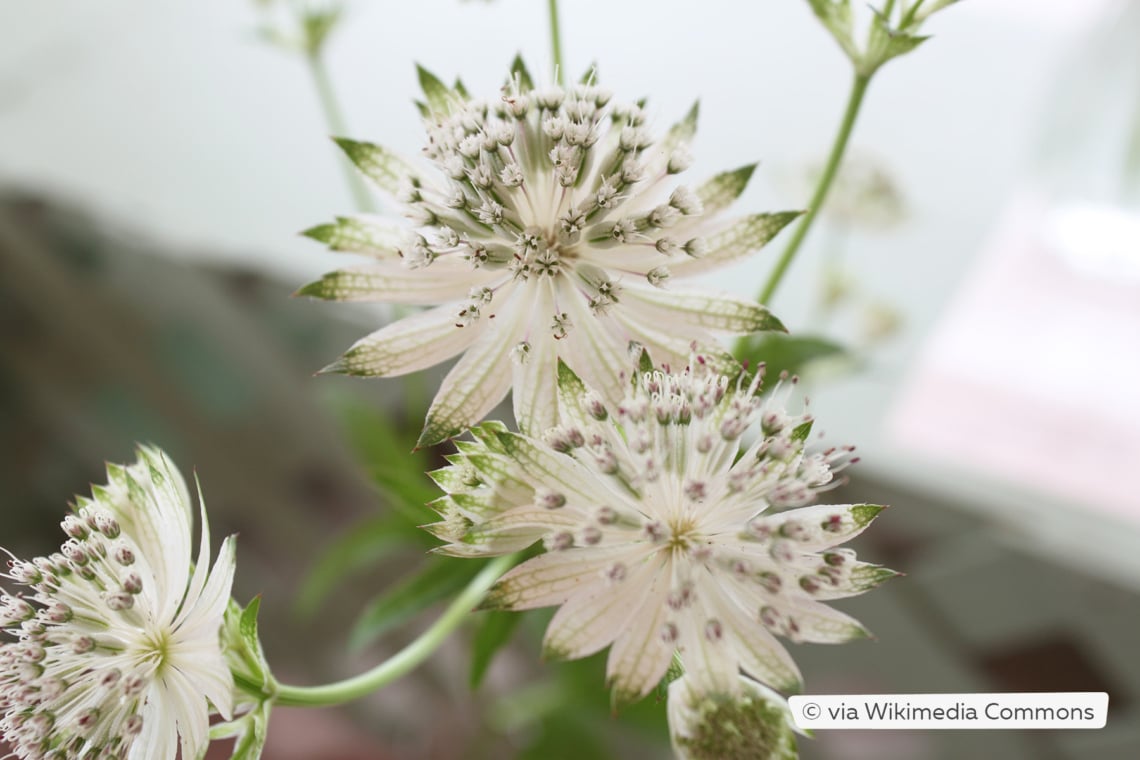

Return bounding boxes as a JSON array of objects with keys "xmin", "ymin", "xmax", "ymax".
[
  {"xmin": 548, "ymin": 0, "xmax": 564, "ymax": 85},
  {"xmin": 757, "ymin": 72, "xmax": 869, "ymax": 306},
  {"xmin": 306, "ymin": 50, "xmax": 377, "ymax": 213}
]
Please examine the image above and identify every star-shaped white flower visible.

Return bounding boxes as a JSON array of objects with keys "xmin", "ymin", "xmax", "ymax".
[
  {"xmin": 298, "ymin": 61, "xmax": 800, "ymax": 446},
  {"xmin": 0, "ymin": 447, "xmax": 237, "ymax": 760},
  {"xmin": 427, "ymin": 355, "xmax": 896, "ymax": 704}
]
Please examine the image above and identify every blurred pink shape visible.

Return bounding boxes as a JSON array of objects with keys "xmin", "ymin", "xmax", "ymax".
[{"xmin": 887, "ymin": 194, "xmax": 1140, "ymax": 524}]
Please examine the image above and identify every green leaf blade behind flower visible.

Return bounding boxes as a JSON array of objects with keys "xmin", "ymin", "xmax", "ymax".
[
  {"xmin": 734, "ymin": 332, "xmax": 848, "ymax": 379},
  {"xmin": 469, "ymin": 610, "xmax": 524, "ymax": 689},
  {"xmin": 350, "ymin": 557, "xmax": 485, "ymax": 650},
  {"xmin": 296, "ymin": 514, "xmax": 433, "ymax": 618}
]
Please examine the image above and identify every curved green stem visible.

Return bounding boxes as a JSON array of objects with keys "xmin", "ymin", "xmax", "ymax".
[
  {"xmin": 548, "ymin": 0, "xmax": 565, "ymax": 85},
  {"xmin": 274, "ymin": 555, "xmax": 515, "ymax": 707},
  {"xmin": 307, "ymin": 51, "xmax": 377, "ymax": 213},
  {"xmin": 756, "ymin": 73, "xmax": 870, "ymax": 306}
]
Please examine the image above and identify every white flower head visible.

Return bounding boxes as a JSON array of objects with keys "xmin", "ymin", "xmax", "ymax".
[
  {"xmin": 0, "ymin": 446, "xmax": 237, "ymax": 760},
  {"xmin": 298, "ymin": 59, "xmax": 803, "ymax": 447},
  {"xmin": 667, "ymin": 673, "xmax": 799, "ymax": 760},
  {"xmin": 426, "ymin": 354, "xmax": 896, "ymax": 704}
]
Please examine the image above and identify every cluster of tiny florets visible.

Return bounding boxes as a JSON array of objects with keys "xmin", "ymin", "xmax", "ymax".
[
  {"xmin": 1, "ymin": 501, "xmax": 153, "ymax": 759},
  {"xmin": 403, "ymin": 77, "xmax": 707, "ymax": 293}
]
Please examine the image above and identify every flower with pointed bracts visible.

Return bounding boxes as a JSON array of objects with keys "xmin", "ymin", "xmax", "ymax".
[
  {"xmin": 426, "ymin": 353, "xmax": 896, "ymax": 704},
  {"xmin": 0, "ymin": 447, "xmax": 237, "ymax": 760},
  {"xmin": 667, "ymin": 673, "xmax": 799, "ymax": 760},
  {"xmin": 298, "ymin": 59, "xmax": 801, "ymax": 446}
]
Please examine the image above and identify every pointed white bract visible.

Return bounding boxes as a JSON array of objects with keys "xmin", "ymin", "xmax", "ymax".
[
  {"xmin": 667, "ymin": 673, "xmax": 799, "ymax": 760},
  {"xmin": 300, "ymin": 62, "xmax": 801, "ymax": 446},
  {"xmin": 427, "ymin": 355, "xmax": 895, "ymax": 704},
  {"xmin": 0, "ymin": 447, "xmax": 237, "ymax": 760}
]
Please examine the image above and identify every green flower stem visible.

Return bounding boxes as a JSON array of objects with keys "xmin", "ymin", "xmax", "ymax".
[
  {"xmin": 548, "ymin": 0, "xmax": 565, "ymax": 85},
  {"xmin": 274, "ymin": 555, "xmax": 515, "ymax": 707},
  {"xmin": 307, "ymin": 52, "xmax": 377, "ymax": 213},
  {"xmin": 756, "ymin": 72, "xmax": 870, "ymax": 306}
]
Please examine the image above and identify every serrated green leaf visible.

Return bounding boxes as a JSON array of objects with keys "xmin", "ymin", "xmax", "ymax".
[
  {"xmin": 469, "ymin": 609, "xmax": 523, "ymax": 689},
  {"xmin": 332, "ymin": 138, "xmax": 418, "ymax": 195},
  {"xmin": 351, "ymin": 557, "xmax": 483, "ymax": 649}
]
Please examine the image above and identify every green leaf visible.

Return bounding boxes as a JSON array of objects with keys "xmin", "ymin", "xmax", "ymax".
[
  {"xmin": 350, "ymin": 557, "xmax": 483, "ymax": 649},
  {"xmin": 469, "ymin": 610, "xmax": 523, "ymax": 688},
  {"xmin": 734, "ymin": 332, "xmax": 847, "ymax": 380},
  {"xmin": 296, "ymin": 514, "xmax": 431, "ymax": 617},
  {"xmin": 222, "ymin": 597, "xmax": 273, "ymax": 697},
  {"xmin": 804, "ymin": 0, "xmax": 859, "ymax": 62},
  {"xmin": 332, "ymin": 399, "xmax": 439, "ymax": 521},
  {"xmin": 864, "ymin": 17, "xmax": 929, "ymax": 74},
  {"xmin": 636, "ymin": 348, "xmax": 654, "ymax": 375},
  {"xmin": 695, "ymin": 164, "xmax": 757, "ymax": 215},
  {"xmin": 416, "ymin": 63, "xmax": 454, "ymax": 112},
  {"xmin": 300, "ymin": 7, "xmax": 342, "ymax": 56},
  {"xmin": 227, "ymin": 700, "xmax": 271, "ymax": 760},
  {"xmin": 579, "ymin": 63, "xmax": 598, "ymax": 85},
  {"xmin": 509, "ymin": 54, "xmax": 534, "ymax": 92},
  {"xmin": 661, "ymin": 101, "xmax": 699, "ymax": 156},
  {"xmin": 332, "ymin": 138, "xmax": 418, "ymax": 195}
]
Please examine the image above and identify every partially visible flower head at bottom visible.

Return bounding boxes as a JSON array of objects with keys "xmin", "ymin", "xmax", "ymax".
[
  {"xmin": 0, "ymin": 446, "xmax": 237, "ymax": 760},
  {"xmin": 668, "ymin": 673, "xmax": 799, "ymax": 760},
  {"xmin": 428, "ymin": 353, "xmax": 897, "ymax": 704}
]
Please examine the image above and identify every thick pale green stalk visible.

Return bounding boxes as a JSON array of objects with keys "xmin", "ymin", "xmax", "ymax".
[
  {"xmin": 757, "ymin": 73, "xmax": 870, "ymax": 305},
  {"xmin": 548, "ymin": 0, "xmax": 564, "ymax": 85},
  {"xmin": 274, "ymin": 555, "xmax": 514, "ymax": 707},
  {"xmin": 307, "ymin": 52, "xmax": 378, "ymax": 213}
]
